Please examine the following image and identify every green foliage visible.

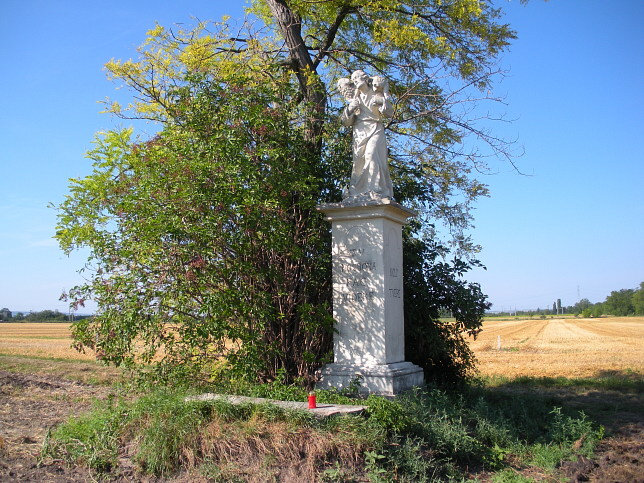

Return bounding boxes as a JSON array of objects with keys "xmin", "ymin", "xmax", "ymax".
[
  {"xmin": 633, "ymin": 282, "xmax": 644, "ymax": 315},
  {"xmin": 491, "ymin": 469, "xmax": 533, "ymax": 482},
  {"xmin": 569, "ymin": 282, "xmax": 644, "ymax": 317},
  {"xmin": 592, "ymin": 303, "xmax": 604, "ymax": 318},
  {"xmin": 131, "ymin": 391, "xmax": 214, "ymax": 475},
  {"xmin": 366, "ymin": 394, "xmax": 413, "ymax": 433},
  {"xmin": 23, "ymin": 309, "xmax": 68, "ymax": 322},
  {"xmin": 604, "ymin": 288, "xmax": 635, "ymax": 316},
  {"xmin": 58, "ymin": 76, "xmax": 340, "ymax": 383},
  {"xmin": 56, "ymin": 2, "xmax": 517, "ymax": 385},
  {"xmin": 572, "ymin": 298, "xmax": 593, "ymax": 315},
  {"xmin": 404, "ymin": 232, "xmax": 490, "ymax": 382},
  {"xmin": 43, "ymin": 398, "xmax": 125, "ymax": 472},
  {"xmin": 547, "ymin": 407, "xmax": 603, "ymax": 458}
]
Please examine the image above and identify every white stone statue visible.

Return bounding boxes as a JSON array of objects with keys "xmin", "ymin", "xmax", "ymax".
[{"xmin": 338, "ymin": 70, "xmax": 394, "ymax": 200}]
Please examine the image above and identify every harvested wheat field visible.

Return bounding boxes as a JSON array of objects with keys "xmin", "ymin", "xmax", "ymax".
[
  {"xmin": 469, "ymin": 317, "xmax": 644, "ymax": 378},
  {"xmin": 0, "ymin": 322, "xmax": 94, "ymax": 360}
]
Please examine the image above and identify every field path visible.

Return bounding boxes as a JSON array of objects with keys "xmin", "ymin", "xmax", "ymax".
[{"xmin": 0, "ymin": 370, "xmax": 107, "ymax": 481}]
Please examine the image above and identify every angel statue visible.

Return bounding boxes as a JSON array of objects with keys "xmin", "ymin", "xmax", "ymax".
[{"xmin": 337, "ymin": 70, "xmax": 394, "ymax": 200}]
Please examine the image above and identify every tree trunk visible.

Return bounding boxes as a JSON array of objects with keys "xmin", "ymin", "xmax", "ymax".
[{"xmin": 265, "ymin": 0, "xmax": 326, "ymax": 148}]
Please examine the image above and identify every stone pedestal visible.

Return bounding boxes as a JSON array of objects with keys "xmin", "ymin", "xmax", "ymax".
[{"xmin": 316, "ymin": 198, "xmax": 424, "ymax": 395}]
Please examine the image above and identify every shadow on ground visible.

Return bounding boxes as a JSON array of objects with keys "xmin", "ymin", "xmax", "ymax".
[{"xmin": 484, "ymin": 370, "xmax": 643, "ymax": 482}]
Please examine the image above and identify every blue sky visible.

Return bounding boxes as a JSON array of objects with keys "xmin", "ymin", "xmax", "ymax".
[{"xmin": 0, "ymin": 1, "xmax": 642, "ymax": 314}]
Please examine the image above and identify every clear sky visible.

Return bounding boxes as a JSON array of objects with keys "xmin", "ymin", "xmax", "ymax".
[{"xmin": 1, "ymin": 1, "xmax": 642, "ymax": 314}]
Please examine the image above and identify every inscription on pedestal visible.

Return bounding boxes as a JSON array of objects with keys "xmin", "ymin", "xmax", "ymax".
[
  {"xmin": 335, "ymin": 225, "xmax": 380, "ymax": 308},
  {"xmin": 317, "ymin": 200, "xmax": 424, "ymax": 394},
  {"xmin": 335, "ymin": 256, "xmax": 378, "ymax": 303}
]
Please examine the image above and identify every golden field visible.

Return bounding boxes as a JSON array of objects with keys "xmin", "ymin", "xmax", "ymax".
[
  {"xmin": 468, "ymin": 316, "xmax": 644, "ymax": 378},
  {"xmin": 2, "ymin": 318, "xmax": 643, "ymax": 379},
  {"xmin": 0, "ymin": 322, "xmax": 94, "ymax": 360}
]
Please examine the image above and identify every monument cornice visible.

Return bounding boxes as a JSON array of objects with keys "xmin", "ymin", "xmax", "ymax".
[{"xmin": 317, "ymin": 198, "xmax": 417, "ymax": 225}]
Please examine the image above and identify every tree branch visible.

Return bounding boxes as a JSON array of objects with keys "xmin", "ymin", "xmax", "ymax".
[{"xmin": 312, "ymin": 5, "xmax": 356, "ymax": 69}]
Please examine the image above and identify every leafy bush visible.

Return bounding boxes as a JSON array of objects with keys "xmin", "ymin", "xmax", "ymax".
[{"xmin": 404, "ymin": 233, "xmax": 490, "ymax": 383}]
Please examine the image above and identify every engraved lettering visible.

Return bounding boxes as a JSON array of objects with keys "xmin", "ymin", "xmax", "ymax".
[
  {"xmin": 339, "ymin": 261, "xmax": 376, "ymax": 273},
  {"xmin": 335, "ymin": 290, "xmax": 378, "ymax": 304},
  {"xmin": 389, "ymin": 268, "xmax": 398, "ymax": 277},
  {"xmin": 361, "ymin": 261, "xmax": 376, "ymax": 271},
  {"xmin": 388, "ymin": 288, "xmax": 401, "ymax": 298}
]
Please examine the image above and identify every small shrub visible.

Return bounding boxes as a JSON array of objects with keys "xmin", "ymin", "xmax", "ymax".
[
  {"xmin": 43, "ymin": 400, "xmax": 125, "ymax": 471},
  {"xmin": 365, "ymin": 395, "xmax": 412, "ymax": 433}
]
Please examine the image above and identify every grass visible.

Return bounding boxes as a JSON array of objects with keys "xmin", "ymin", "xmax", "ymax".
[
  {"xmin": 484, "ymin": 372, "xmax": 644, "ymax": 393},
  {"xmin": 42, "ymin": 379, "xmax": 607, "ymax": 481}
]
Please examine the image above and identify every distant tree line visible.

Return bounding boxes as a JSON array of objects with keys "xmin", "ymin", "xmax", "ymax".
[
  {"xmin": 571, "ymin": 282, "xmax": 644, "ymax": 317},
  {"xmin": 487, "ymin": 281, "xmax": 644, "ymax": 318},
  {"xmin": 0, "ymin": 308, "xmax": 92, "ymax": 323}
]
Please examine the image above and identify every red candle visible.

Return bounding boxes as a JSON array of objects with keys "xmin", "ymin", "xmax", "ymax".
[{"xmin": 308, "ymin": 392, "xmax": 317, "ymax": 409}]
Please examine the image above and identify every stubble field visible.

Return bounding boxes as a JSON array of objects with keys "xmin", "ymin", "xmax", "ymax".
[
  {"xmin": 0, "ymin": 323, "xmax": 92, "ymax": 360},
  {"xmin": 468, "ymin": 316, "xmax": 644, "ymax": 378},
  {"xmin": 2, "ymin": 318, "xmax": 643, "ymax": 378}
]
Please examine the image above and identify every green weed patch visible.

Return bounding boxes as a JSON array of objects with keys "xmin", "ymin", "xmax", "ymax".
[{"xmin": 43, "ymin": 379, "xmax": 606, "ymax": 481}]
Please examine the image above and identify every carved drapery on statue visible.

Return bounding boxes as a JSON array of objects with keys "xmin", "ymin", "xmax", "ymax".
[{"xmin": 338, "ymin": 70, "xmax": 394, "ymax": 200}]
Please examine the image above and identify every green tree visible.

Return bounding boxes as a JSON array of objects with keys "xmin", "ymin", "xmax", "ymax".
[
  {"xmin": 57, "ymin": 1, "xmax": 514, "ymax": 384},
  {"xmin": 603, "ymin": 289, "xmax": 635, "ymax": 316},
  {"xmin": 25, "ymin": 310, "xmax": 68, "ymax": 322},
  {"xmin": 572, "ymin": 298, "xmax": 592, "ymax": 315},
  {"xmin": 632, "ymin": 282, "xmax": 644, "ymax": 316},
  {"xmin": 0, "ymin": 308, "xmax": 12, "ymax": 321},
  {"xmin": 591, "ymin": 303, "xmax": 604, "ymax": 318}
]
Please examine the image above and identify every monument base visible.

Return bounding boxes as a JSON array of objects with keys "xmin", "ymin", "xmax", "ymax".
[{"xmin": 317, "ymin": 362, "xmax": 424, "ymax": 396}]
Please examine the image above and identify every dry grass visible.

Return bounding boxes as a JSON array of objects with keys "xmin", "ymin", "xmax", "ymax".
[
  {"xmin": 184, "ymin": 417, "xmax": 365, "ymax": 481},
  {"xmin": 0, "ymin": 323, "xmax": 94, "ymax": 360},
  {"xmin": 468, "ymin": 317, "xmax": 644, "ymax": 378}
]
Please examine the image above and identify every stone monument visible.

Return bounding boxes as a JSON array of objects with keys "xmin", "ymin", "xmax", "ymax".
[{"xmin": 316, "ymin": 71, "xmax": 424, "ymax": 395}]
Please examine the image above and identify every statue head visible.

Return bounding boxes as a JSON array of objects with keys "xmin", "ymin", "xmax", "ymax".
[
  {"xmin": 350, "ymin": 70, "xmax": 369, "ymax": 90},
  {"xmin": 337, "ymin": 77, "xmax": 355, "ymax": 101},
  {"xmin": 371, "ymin": 75, "xmax": 388, "ymax": 95}
]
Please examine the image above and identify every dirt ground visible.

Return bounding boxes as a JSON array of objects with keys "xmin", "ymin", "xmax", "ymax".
[
  {"xmin": 490, "ymin": 382, "xmax": 644, "ymax": 482},
  {"xmin": 0, "ymin": 370, "xmax": 105, "ymax": 481},
  {"xmin": 563, "ymin": 423, "xmax": 644, "ymax": 482}
]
